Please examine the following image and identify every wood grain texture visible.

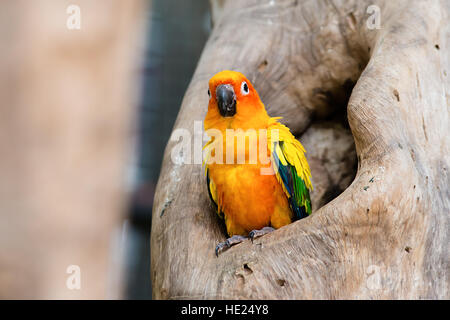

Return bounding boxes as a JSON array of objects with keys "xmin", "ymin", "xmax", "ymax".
[{"xmin": 151, "ymin": 0, "xmax": 449, "ymax": 299}]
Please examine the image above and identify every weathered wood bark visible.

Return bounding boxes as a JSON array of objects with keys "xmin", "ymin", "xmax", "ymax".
[
  {"xmin": 151, "ymin": 0, "xmax": 449, "ymax": 299},
  {"xmin": 0, "ymin": 0, "xmax": 146, "ymax": 298}
]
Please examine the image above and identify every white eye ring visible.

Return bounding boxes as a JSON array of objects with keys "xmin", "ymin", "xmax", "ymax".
[{"xmin": 241, "ymin": 81, "xmax": 249, "ymax": 95}]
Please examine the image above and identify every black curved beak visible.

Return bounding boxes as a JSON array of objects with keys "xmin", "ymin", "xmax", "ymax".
[{"xmin": 216, "ymin": 84, "xmax": 236, "ymax": 117}]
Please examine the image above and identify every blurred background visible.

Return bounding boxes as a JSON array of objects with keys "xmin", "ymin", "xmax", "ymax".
[
  {"xmin": 0, "ymin": 0, "xmax": 210, "ymax": 299},
  {"xmin": 126, "ymin": 0, "xmax": 210, "ymax": 299}
]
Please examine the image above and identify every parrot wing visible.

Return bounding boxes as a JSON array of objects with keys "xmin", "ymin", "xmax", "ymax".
[
  {"xmin": 268, "ymin": 118, "xmax": 313, "ymax": 220},
  {"xmin": 204, "ymin": 138, "xmax": 224, "ymax": 219},
  {"xmin": 206, "ymin": 169, "xmax": 223, "ymax": 219}
]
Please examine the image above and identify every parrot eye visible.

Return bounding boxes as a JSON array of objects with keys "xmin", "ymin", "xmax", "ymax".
[
  {"xmin": 241, "ymin": 81, "xmax": 249, "ymax": 95},
  {"xmin": 208, "ymin": 88, "xmax": 210, "ymax": 98}
]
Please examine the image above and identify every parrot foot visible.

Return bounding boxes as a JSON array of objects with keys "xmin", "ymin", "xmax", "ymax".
[
  {"xmin": 215, "ymin": 235, "xmax": 247, "ymax": 257},
  {"xmin": 249, "ymin": 227, "xmax": 275, "ymax": 243}
]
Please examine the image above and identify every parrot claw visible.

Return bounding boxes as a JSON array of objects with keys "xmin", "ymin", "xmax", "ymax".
[
  {"xmin": 249, "ymin": 227, "xmax": 275, "ymax": 243},
  {"xmin": 215, "ymin": 235, "xmax": 247, "ymax": 257}
]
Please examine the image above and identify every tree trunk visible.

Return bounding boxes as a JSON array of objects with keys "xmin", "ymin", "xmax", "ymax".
[{"xmin": 151, "ymin": 0, "xmax": 449, "ymax": 299}]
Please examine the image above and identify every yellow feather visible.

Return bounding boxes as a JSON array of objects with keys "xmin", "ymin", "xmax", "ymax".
[{"xmin": 267, "ymin": 117, "xmax": 313, "ymax": 191}]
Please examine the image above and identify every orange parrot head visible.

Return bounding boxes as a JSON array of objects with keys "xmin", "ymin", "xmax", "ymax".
[{"xmin": 204, "ymin": 70, "xmax": 269, "ymax": 131}]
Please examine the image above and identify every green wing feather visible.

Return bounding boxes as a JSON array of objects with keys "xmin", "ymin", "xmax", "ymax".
[{"xmin": 268, "ymin": 118, "xmax": 312, "ymax": 219}]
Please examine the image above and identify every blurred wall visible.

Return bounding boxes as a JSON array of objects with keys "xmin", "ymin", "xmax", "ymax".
[{"xmin": 0, "ymin": 0, "xmax": 146, "ymax": 299}]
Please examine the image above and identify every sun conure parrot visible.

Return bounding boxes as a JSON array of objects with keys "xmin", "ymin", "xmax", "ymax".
[{"xmin": 203, "ymin": 70, "xmax": 312, "ymax": 256}]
